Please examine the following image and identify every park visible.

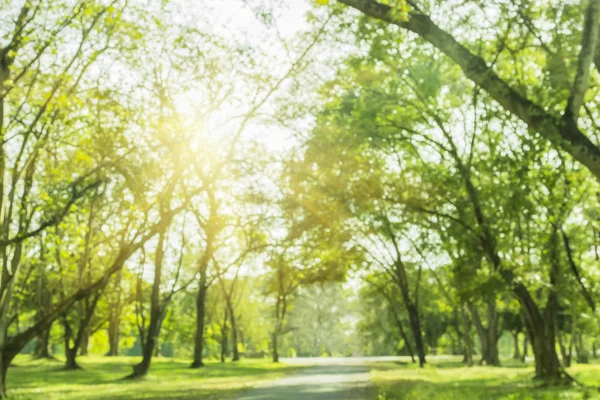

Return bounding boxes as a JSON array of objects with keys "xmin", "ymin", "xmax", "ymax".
[{"xmin": 1, "ymin": 0, "xmax": 600, "ymax": 398}]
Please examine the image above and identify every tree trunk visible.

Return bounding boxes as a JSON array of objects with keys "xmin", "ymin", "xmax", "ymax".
[
  {"xmin": 154, "ymin": 335, "xmax": 161, "ymax": 357},
  {"xmin": 191, "ymin": 213, "xmax": 216, "ymax": 368},
  {"xmin": 461, "ymin": 305, "xmax": 473, "ymax": 367},
  {"xmin": 79, "ymin": 328, "xmax": 89, "ymax": 356},
  {"xmin": 272, "ymin": 333, "xmax": 279, "ymax": 363},
  {"xmin": 406, "ymin": 303, "xmax": 426, "ymax": 367},
  {"xmin": 0, "ymin": 351, "xmax": 16, "ymax": 399},
  {"xmin": 62, "ymin": 317, "xmax": 81, "ymax": 370},
  {"xmin": 130, "ymin": 307, "xmax": 162, "ymax": 378},
  {"xmin": 469, "ymin": 301, "xmax": 500, "ymax": 366},
  {"xmin": 33, "ymin": 326, "xmax": 52, "ymax": 359},
  {"xmin": 521, "ymin": 335, "xmax": 528, "ymax": 363},
  {"xmin": 576, "ymin": 332, "xmax": 589, "ymax": 364},
  {"xmin": 129, "ymin": 228, "xmax": 168, "ymax": 378},
  {"xmin": 229, "ymin": 302, "xmax": 239, "ymax": 362},
  {"xmin": 531, "ymin": 328, "xmax": 563, "ymax": 382},
  {"xmin": 518, "ymin": 283, "xmax": 570, "ymax": 384},
  {"xmin": 106, "ymin": 270, "xmax": 122, "ymax": 357},
  {"xmin": 592, "ymin": 340, "xmax": 597, "ymax": 359},
  {"xmin": 106, "ymin": 313, "xmax": 120, "ymax": 356},
  {"xmin": 469, "ymin": 304, "xmax": 488, "ymax": 365},
  {"xmin": 65, "ymin": 348, "xmax": 81, "ymax": 370},
  {"xmin": 220, "ymin": 316, "xmax": 228, "ymax": 363},
  {"xmin": 512, "ymin": 331, "xmax": 521, "ymax": 360},
  {"xmin": 191, "ymin": 274, "xmax": 208, "ymax": 368},
  {"xmin": 486, "ymin": 298, "xmax": 500, "ymax": 366},
  {"xmin": 0, "ymin": 362, "xmax": 6, "ymax": 400},
  {"xmin": 389, "ymin": 304, "xmax": 415, "ymax": 363},
  {"xmin": 33, "ymin": 263, "xmax": 52, "ymax": 360},
  {"xmin": 557, "ymin": 328, "xmax": 571, "ymax": 368}
]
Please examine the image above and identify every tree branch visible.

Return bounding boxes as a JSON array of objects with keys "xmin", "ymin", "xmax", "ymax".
[
  {"xmin": 561, "ymin": 229, "xmax": 596, "ymax": 312},
  {"xmin": 338, "ymin": 0, "xmax": 600, "ymax": 178},
  {"xmin": 566, "ymin": 0, "xmax": 600, "ymax": 120}
]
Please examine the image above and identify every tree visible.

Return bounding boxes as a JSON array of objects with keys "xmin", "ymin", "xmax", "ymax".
[{"xmin": 328, "ymin": 0, "xmax": 600, "ymax": 180}]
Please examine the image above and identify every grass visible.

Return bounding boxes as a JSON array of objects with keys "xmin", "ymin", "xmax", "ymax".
[
  {"xmin": 7, "ymin": 355, "xmax": 302, "ymax": 399},
  {"xmin": 370, "ymin": 356, "xmax": 600, "ymax": 400}
]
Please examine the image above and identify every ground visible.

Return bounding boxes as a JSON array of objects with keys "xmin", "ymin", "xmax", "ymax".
[
  {"xmin": 7, "ymin": 356, "xmax": 301, "ymax": 399},
  {"xmin": 370, "ymin": 356, "xmax": 600, "ymax": 400},
  {"xmin": 236, "ymin": 360, "xmax": 373, "ymax": 400},
  {"xmin": 6, "ymin": 355, "xmax": 600, "ymax": 399}
]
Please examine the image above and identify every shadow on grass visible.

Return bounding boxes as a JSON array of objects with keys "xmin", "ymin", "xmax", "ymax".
[
  {"xmin": 7, "ymin": 356, "xmax": 304, "ymax": 399},
  {"xmin": 376, "ymin": 376, "xmax": 597, "ymax": 400},
  {"xmin": 372, "ymin": 359, "xmax": 600, "ymax": 400}
]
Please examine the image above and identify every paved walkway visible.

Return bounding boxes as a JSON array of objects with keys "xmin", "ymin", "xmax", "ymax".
[{"xmin": 235, "ymin": 360, "xmax": 374, "ymax": 400}]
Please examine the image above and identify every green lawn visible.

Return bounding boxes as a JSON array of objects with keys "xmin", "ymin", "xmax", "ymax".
[
  {"xmin": 370, "ymin": 356, "xmax": 600, "ymax": 400},
  {"xmin": 7, "ymin": 355, "xmax": 301, "ymax": 399}
]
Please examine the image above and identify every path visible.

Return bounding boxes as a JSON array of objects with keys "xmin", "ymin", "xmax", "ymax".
[{"xmin": 234, "ymin": 357, "xmax": 392, "ymax": 400}]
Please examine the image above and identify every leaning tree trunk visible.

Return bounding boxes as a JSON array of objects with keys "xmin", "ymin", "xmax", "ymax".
[
  {"xmin": 0, "ymin": 349, "xmax": 17, "ymax": 400},
  {"xmin": 406, "ymin": 303, "xmax": 426, "ymax": 367},
  {"xmin": 130, "ymin": 306, "xmax": 163, "ymax": 378},
  {"xmin": 191, "ymin": 274, "xmax": 208, "ymax": 368},
  {"xmin": 389, "ymin": 303, "xmax": 415, "ymax": 363},
  {"xmin": 130, "ymin": 228, "xmax": 168, "ymax": 378}
]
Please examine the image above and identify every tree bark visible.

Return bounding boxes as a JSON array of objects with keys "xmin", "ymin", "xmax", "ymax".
[
  {"xmin": 390, "ymin": 255, "xmax": 426, "ymax": 367},
  {"xmin": 228, "ymin": 301, "xmax": 239, "ymax": 362},
  {"xmin": 387, "ymin": 299, "xmax": 415, "ymax": 363},
  {"xmin": 557, "ymin": 327, "xmax": 571, "ymax": 368},
  {"xmin": 576, "ymin": 332, "xmax": 589, "ymax": 364},
  {"xmin": 106, "ymin": 313, "xmax": 120, "ymax": 356},
  {"xmin": 129, "ymin": 228, "xmax": 168, "ymax": 378},
  {"xmin": 521, "ymin": 335, "xmax": 528, "ymax": 363},
  {"xmin": 33, "ymin": 326, "xmax": 52, "ymax": 359},
  {"xmin": 79, "ymin": 327, "xmax": 89, "ymax": 356},
  {"xmin": 518, "ymin": 282, "xmax": 569, "ymax": 383},
  {"xmin": 131, "ymin": 306, "xmax": 163, "ymax": 378},
  {"xmin": 469, "ymin": 301, "xmax": 500, "ymax": 366},
  {"xmin": 220, "ymin": 307, "xmax": 229, "ymax": 363},
  {"xmin": 65, "ymin": 348, "xmax": 80, "ymax": 370},
  {"xmin": 191, "ymin": 273, "xmax": 208, "ymax": 368},
  {"xmin": 272, "ymin": 333, "xmax": 279, "ymax": 363},
  {"xmin": 405, "ymin": 303, "xmax": 426, "ymax": 367},
  {"xmin": 512, "ymin": 331, "xmax": 521, "ymax": 360},
  {"xmin": 461, "ymin": 305, "xmax": 473, "ymax": 366},
  {"xmin": 106, "ymin": 269, "xmax": 122, "ymax": 356},
  {"xmin": 0, "ymin": 351, "xmax": 16, "ymax": 399}
]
